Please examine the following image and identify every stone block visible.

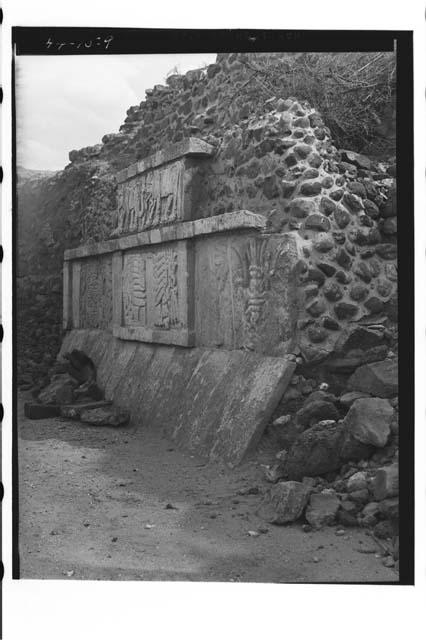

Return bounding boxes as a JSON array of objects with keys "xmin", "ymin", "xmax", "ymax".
[
  {"xmin": 305, "ymin": 492, "xmax": 341, "ymax": 529},
  {"xmin": 373, "ymin": 464, "xmax": 399, "ymax": 500},
  {"xmin": 257, "ymin": 481, "xmax": 311, "ymax": 524},
  {"xmin": 24, "ymin": 403, "xmax": 61, "ymax": 419},
  {"xmin": 80, "ymin": 406, "xmax": 130, "ymax": 427},
  {"xmin": 342, "ymin": 397, "xmax": 393, "ymax": 448},
  {"xmin": 60, "ymin": 400, "xmax": 112, "ymax": 420}
]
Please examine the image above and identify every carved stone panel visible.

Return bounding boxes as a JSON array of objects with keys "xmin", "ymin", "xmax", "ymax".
[
  {"xmin": 112, "ymin": 138, "xmax": 215, "ymax": 237},
  {"xmin": 78, "ymin": 256, "xmax": 113, "ymax": 330},
  {"xmin": 153, "ymin": 247, "xmax": 180, "ymax": 329},
  {"xmin": 114, "ymin": 240, "xmax": 194, "ymax": 346},
  {"xmin": 116, "ymin": 160, "xmax": 184, "ymax": 235},
  {"xmin": 122, "ymin": 252, "xmax": 147, "ymax": 326},
  {"xmin": 194, "ymin": 232, "xmax": 299, "ymax": 355}
]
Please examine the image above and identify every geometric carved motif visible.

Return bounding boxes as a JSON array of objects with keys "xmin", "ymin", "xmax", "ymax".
[
  {"xmin": 153, "ymin": 248, "xmax": 180, "ymax": 329},
  {"xmin": 116, "ymin": 161, "xmax": 184, "ymax": 234},
  {"xmin": 122, "ymin": 253, "xmax": 147, "ymax": 326}
]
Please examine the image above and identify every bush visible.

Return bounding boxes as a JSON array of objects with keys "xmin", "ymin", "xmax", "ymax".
[{"xmin": 237, "ymin": 52, "xmax": 396, "ymax": 157}]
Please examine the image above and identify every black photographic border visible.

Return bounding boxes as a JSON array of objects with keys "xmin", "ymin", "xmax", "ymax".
[{"xmin": 10, "ymin": 27, "xmax": 414, "ymax": 585}]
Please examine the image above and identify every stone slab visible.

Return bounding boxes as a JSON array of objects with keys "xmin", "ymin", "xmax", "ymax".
[
  {"xmin": 64, "ymin": 211, "xmax": 268, "ymax": 261},
  {"xmin": 24, "ymin": 403, "xmax": 61, "ymax": 419},
  {"xmin": 59, "ymin": 329, "xmax": 295, "ymax": 465},
  {"xmin": 113, "ymin": 139, "xmax": 215, "ymax": 236},
  {"xmin": 60, "ymin": 401, "xmax": 112, "ymax": 419},
  {"xmin": 115, "ymin": 137, "xmax": 214, "ymax": 184}
]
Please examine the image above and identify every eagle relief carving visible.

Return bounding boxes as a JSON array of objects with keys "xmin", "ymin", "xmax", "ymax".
[{"xmin": 233, "ymin": 237, "xmax": 289, "ymax": 350}]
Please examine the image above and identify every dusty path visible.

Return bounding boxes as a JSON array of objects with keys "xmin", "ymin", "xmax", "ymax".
[{"xmin": 17, "ymin": 395, "xmax": 396, "ymax": 583}]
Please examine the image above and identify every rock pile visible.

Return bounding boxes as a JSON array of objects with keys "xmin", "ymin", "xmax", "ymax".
[
  {"xmin": 259, "ymin": 329, "xmax": 399, "ymax": 566},
  {"xmin": 24, "ymin": 350, "xmax": 130, "ymax": 427}
]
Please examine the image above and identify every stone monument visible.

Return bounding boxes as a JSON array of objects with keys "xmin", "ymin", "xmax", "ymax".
[{"xmin": 62, "ymin": 138, "xmax": 297, "ymax": 464}]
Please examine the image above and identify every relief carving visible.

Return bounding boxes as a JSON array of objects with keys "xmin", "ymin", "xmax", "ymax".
[
  {"xmin": 153, "ymin": 248, "xmax": 180, "ymax": 329},
  {"xmin": 122, "ymin": 253, "xmax": 147, "ymax": 326},
  {"xmin": 233, "ymin": 237, "xmax": 289, "ymax": 350},
  {"xmin": 116, "ymin": 161, "xmax": 184, "ymax": 235},
  {"xmin": 80, "ymin": 257, "xmax": 112, "ymax": 329}
]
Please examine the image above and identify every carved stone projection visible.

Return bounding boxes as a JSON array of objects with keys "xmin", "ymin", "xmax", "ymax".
[
  {"xmin": 64, "ymin": 211, "xmax": 299, "ymax": 354},
  {"xmin": 113, "ymin": 138, "xmax": 214, "ymax": 236}
]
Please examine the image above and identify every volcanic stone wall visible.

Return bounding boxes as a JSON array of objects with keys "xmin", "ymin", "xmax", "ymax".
[{"xmin": 17, "ymin": 52, "xmax": 397, "ymax": 387}]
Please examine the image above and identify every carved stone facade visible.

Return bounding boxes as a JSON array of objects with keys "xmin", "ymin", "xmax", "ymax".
[
  {"xmin": 116, "ymin": 161, "xmax": 184, "ymax": 234},
  {"xmin": 64, "ymin": 207, "xmax": 299, "ymax": 353},
  {"xmin": 112, "ymin": 138, "xmax": 214, "ymax": 237}
]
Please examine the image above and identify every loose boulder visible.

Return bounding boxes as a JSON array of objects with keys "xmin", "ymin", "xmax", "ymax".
[
  {"xmin": 38, "ymin": 373, "xmax": 77, "ymax": 405},
  {"xmin": 334, "ymin": 325, "xmax": 385, "ymax": 354},
  {"xmin": 296, "ymin": 394, "xmax": 339, "ymax": 428},
  {"xmin": 282, "ymin": 422, "xmax": 343, "ymax": 479},
  {"xmin": 257, "ymin": 481, "xmax": 311, "ymax": 524},
  {"xmin": 339, "ymin": 391, "xmax": 371, "ymax": 408},
  {"xmin": 346, "ymin": 471, "xmax": 368, "ymax": 493},
  {"xmin": 347, "ymin": 359, "xmax": 398, "ymax": 398},
  {"xmin": 80, "ymin": 407, "xmax": 130, "ymax": 427},
  {"xmin": 60, "ymin": 400, "xmax": 113, "ymax": 420},
  {"xmin": 343, "ymin": 397, "xmax": 394, "ymax": 448},
  {"xmin": 372, "ymin": 464, "xmax": 399, "ymax": 500},
  {"xmin": 305, "ymin": 492, "xmax": 341, "ymax": 529}
]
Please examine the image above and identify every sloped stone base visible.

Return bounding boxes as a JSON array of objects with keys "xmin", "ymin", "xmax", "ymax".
[{"xmin": 59, "ymin": 330, "xmax": 295, "ymax": 465}]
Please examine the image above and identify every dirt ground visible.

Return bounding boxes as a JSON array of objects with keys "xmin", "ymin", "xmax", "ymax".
[{"xmin": 17, "ymin": 394, "xmax": 397, "ymax": 583}]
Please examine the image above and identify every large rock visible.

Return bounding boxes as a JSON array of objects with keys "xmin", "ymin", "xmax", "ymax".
[
  {"xmin": 339, "ymin": 431, "xmax": 375, "ymax": 463},
  {"xmin": 296, "ymin": 394, "xmax": 339, "ymax": 427},
  {"xmin": 38, "ymin": 373, "xmax": 77, "ymax": 405},
  {"xmin": 283, "ymin": 422, "xmax": 343, "ymax": 479},
  {"xmin": 334, "ymin": 326, "xmax": 385, "ymax": 354},
  {"xmin": 346, "ymin": 471, "xmax": 368, "ymax": 493},
  {"xmin": 63, "ymin": 349, "xmax": 96, "ymax": 384},
  {"xmin": 341, "ymin": 150, "xmax": 372, "ymax": 171},
  {"xmin": 305, "ymin": 492, "xmax": 341, "ymax": 529},
  {"xmin": 378, "ymin": 497, "xmax": 399, "ymax": 520},
  {"xmin": 347, "ymin": 359, "xmax": 398, "ymax": 398},
  {"xmin": 342, "ymin": 397, "xmax": 393, "ymax": 448},
  {"xmin": 80, "ymin": 406, "xmax": 130, "ymax": 427},
  {"xmin": 339, "ymin": 391, "xmax": 371, "ymax": 408},
  {"xmin": 373, "ymin": 464, "xmax": 399, "ymax": 500},
  {"xmin": 257, "ymin": 481, "xmax": 311, "ymax": 524}
]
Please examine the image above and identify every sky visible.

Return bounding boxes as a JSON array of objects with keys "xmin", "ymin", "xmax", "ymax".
[{"xmin": 15, "ymin": 53, "xmax": 217, "ymax": 171}]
